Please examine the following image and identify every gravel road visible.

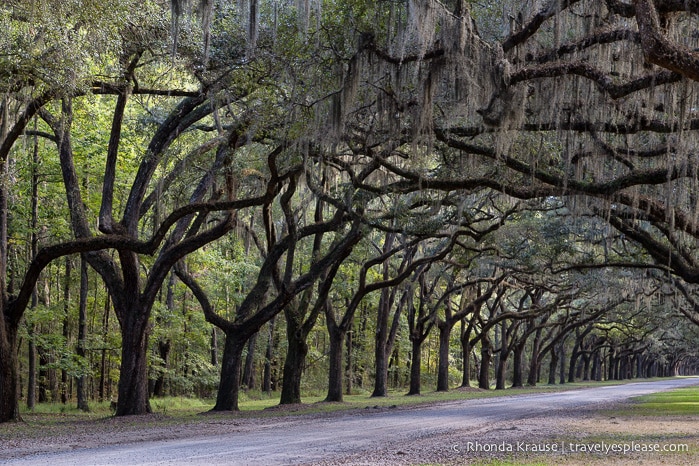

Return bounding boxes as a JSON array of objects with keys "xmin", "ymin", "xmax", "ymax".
[{"xmin": 3, "ymin": 378, "xmax": 698, "ymax": 465}]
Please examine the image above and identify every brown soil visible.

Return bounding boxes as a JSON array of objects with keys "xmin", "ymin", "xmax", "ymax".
[{"xmin": 2, "ymin": 402, "xmax": 698, "ymax": 465}]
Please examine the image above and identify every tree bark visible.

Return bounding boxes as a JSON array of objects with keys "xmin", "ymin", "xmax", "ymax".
[
  {"xmin": 76, "ymin": 255, "xmax": 89, "ymax": 411},
  {"xmin": 372, "ymin": 287, "xmax": 391, "ymax": 398},
  {"xmin": 0, "ymin": 312, "xmax": 20, "ymax": 422},
  {"xmin": 479, "ymin": 340, "xmax": 492, "ymax": 389},
  {"xmin": 511, "ymin": 341, "xmax": 525, "ymax": 388},
  {"xmin": 114, "ymin": 305, "xmax": 152, "ymax": 416},
  {"xmin": 212, "ymin": 332, "xmax": 247, "ymax": 411},
  {"xmin": 279, "ymin": 323, "xmax": 309, "ymax": 404},
  {"xmin": 325, "ymin": 320, "xmax": 346, "ymax": 402},
  {"xmin": 436, "ymin": 323, "xmax": 451, "ymax": 391},
  {"xmin": 407, "ymin": 337, "xmax": 422, "ymax": 395}
]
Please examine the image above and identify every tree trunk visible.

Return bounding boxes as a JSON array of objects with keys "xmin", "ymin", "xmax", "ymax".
[
  {"xmin": 76, "ymin": 255, "xmax": 89, "ymax": 411},
  {"xmin": 372, "ymin": 291, "xmax": 391, "ymax": 397},
  {"xmin": 213, "ymin": 332, "xmax": 247, "ymax": 411},
  {"xmin": 512, "ymin": 341, "xmax": 525, "ymax": 388},
  {"xmin": 325, "ymin": 322, "xmax": 346, "ymax": 402},
  {"xmin": 407, "ymin": 337, "xmax": 422, "ymax": 395},
  {"xmin": 0, "ymin": 315, "xmax": 20, "ymax": 422},
  {"xmin": 479, "ymin": 343, "xmax": 492, "ymax": 390},
  {"xmin": 279, "ymin": 325, "xmax": 309, "ymax": 404},
  {"xmin": 115, "ymin": 306, "xmax": 151, "ymax": 416},
  {"xmin": 436, "ymin": 323, "xmax": 451, "ymax": 392},
  {"xmin": 568, "ymin": 347, "xmax": 580, "ymax": 383},
  {"xmin": 372, "ymin": 334, "xmax": 389, "ymax": 397}
]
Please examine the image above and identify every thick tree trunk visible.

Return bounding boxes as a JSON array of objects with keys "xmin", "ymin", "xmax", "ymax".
[
  {"xmin": 568, "ymin": 348, "xmax": 579, "ymax": 383},
  {"xmin": 0, "ymin": 316, "xmax": 20, "ymax": 422},
  {"xmin": 548, "ymin": 348, "xmax": 558, "ymax": 385},
  {"xmin": 436, "ymin": 323, "xmax": 451, "ymax": 392},
  {"xmin": 372, "ymin": 338, "xmax": 389, "ymax": 397},
  {"xmin": 325, "ymin": 324, "xmax": 346, "ymax": 402},
  {"xmin": 279, "ymin": 327, "xmax": 308, "ymax": 405},
  {"xmin": 115, "ymin": 308, "xmax": 152, "ymax": 416},
  {"xmin": 213, "ymin": 332, "xmax": 246, "ymax": 411},
  {"xmin": 407, "ymin": 337, "xmax": 422, "ymax": 395},
  {"xmin": 511, "ymin": 341, "xmax": 525, "ymax": 388}
]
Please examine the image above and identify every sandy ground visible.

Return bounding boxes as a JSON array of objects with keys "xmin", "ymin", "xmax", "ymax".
[
  {"xmin": 2, "ymin": 380, "xmax": 699, "ymax": 465},
  {"xmin": 307, "ymin": 407, "xmax": 699, "ymax": 465}
]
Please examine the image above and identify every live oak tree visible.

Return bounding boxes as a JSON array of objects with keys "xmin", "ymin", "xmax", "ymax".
[{"xmin": 0, "ymin": 0, "xmax": 167, "ymax": 422}]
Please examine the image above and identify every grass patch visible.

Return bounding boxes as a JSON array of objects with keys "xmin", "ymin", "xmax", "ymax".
[
  {"xmin": 12, "ymin": 377, "xmax": 677, "ymax": 421},
  {"xmin": 623, "ymin": 386, "xmax": 699, "ymax": 416}
]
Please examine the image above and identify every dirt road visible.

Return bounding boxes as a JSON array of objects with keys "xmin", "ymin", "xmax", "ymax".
[{"xmin": 3, "ymin": 378, "xmax": 698, "ymax": 465}]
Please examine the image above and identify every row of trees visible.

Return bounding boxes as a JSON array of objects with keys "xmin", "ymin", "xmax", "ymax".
[{"xmin": 3, "ymin": 0, "xmax": 699, "ymax": 422}]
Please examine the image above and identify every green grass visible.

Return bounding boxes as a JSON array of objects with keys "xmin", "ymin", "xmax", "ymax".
[
  {"xmin": 619, "ymin": 385, "xmax": 699, "ymax": 416},
  {"xmin": 15, "ymin": 377, "xmax": 678, "ymax": 421}
]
